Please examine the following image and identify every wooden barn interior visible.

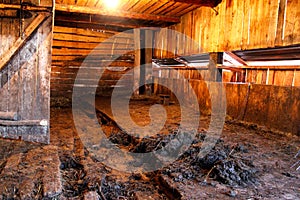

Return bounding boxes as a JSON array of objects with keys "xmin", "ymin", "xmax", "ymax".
[{"xmin": 0, "ymin": 0, "xmax": 299, "ymax": 199}]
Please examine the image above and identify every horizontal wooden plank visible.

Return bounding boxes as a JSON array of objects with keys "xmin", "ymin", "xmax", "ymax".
[
  {"xmin": 52, "ymin": 54, "xmax": 134, "ymax": 62},
  {"xmin": 52, "ymin": 48, "xmax": 134, "ymax": 56},
  {"xmin": 51, "ymin": 81, "xmax": 132, "ymax": 90},
  {"xmin": 52, "ymin": 40, "xmax": 134, "ymax": 49},
  {"xmin": 54, "ymin": 26, "xmax": 134, "ymax": 39},
  {"xmin": 0, "ymin": 120, "xmax": 47, "ymax": 126},
  {"xmin": 53, "ymin": 33, "xmax": 108, "ymax": 42},
  {"xmin": 51, "ymin": 60, "xmax": 134, "ymax": 67},
  {"xmin": 51, "ymin": 66, "xmax": 133, "ymax": 73},
  {"xmin": 51, "ymin": 72, "xmax": 132, "ymax": 80},
  {"xmin": 0, "ymin": 111, "xmax": 18, "ymax": 120}
]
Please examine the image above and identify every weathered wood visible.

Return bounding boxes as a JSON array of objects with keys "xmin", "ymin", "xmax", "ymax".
[
  {"xmin": 0, "ymin": 111, "xmax": 18, "ymax": 120},
  {"xmin": 145, "ymin": 29, "xmax": 153, "ymax": 95},
  {"xmin": 284, "ymin": 0, "xmax": 300, "ymax": 45},
  {"xmin": 0, "ymin": 3, "xmax": 51, "ymax": 11},
  {"xmin": 134, "ymin": 29, "xmax": 140, "ymax": 96},
  {"xmin": 0, "ymin": 13, "xmax": 47, "ymax": 72},
  {"xmin": 155, "ymin": 0, "xmax": 300, "ymax": 52},
  {"xmin": 54, "ymin": 26, "xmax": 133, "ymax": 39},
  {"xmin": 52, "ymin": 48, "xmax": 133, "ymax": 56},
  {"xmin": 275, "ymin": 0, "xmax": 287, "ymax": 45},
  {"xmin": 171, "ymin": 0, "xmax": 222, "ymax": 7},
  {"xmin": 208, "ymin": 52, "xmax": 222, "ymax": 81},
  {"xmin": 0, "ymin": 119, "xmax": 47, "ymax": 126},
  {"xmin": 55, "ymin": 4, "xmax": 180, "ymax": 23},
  {"xmin": 52, "ymin": 40, "xmax": 134, "ymax": 49}
]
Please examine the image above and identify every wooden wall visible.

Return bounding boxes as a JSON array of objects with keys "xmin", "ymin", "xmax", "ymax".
[
  {"xmin": 154, "ymin": 0, "xmax": 300, "ymax": 57},
  {"xmin": 153, "ymin": 72, "xmax": 300, "ymax": 136},
  {"xmin": 245, "ymin": 68, "xmax": 300, "ymax": 87},
  {"xmin": 51, "ymin": 26, "xmax": 135, "ymax": 106},
  {"xmin": 0, "ymin": 3, "xmax": 53, "ymax": 143},
  {"xmin": 154, "ymin": 66, "xmax": 300, "ymax": 87}
]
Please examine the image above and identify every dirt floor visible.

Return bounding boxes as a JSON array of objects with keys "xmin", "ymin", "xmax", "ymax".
[{"xmin": 0, "ymin": 96, "xmax": 299, "ymax": 200}]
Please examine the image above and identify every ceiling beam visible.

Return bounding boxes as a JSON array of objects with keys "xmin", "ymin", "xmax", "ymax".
[
  {"xmin": 55, "ymin": 15, "xmax": 139, "ymax": 29},
  {"xmin": 55, "ymin": 4, "xmax": 180, "ymax": 23},
  {"xmin": 171, "ymin": 0, "xmax": 222, "ymax": 7}
]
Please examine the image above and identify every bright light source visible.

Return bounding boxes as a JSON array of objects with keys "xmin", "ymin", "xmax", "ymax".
[{"xmin": 103, "ymin": 0, "xmax": 119, "ymax": 9}]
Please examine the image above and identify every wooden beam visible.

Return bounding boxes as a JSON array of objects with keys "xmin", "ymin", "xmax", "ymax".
[
  {"xmin": 0, "ymin": 13, "xmax": 47, "ymax": 72},
  {"xmin": 144, "ymin": 29, "xmax": 153, "ymax": 95},
  {"xmin": 225, "ymin": 51, "xmax": 248, "ymax": 66},
  {"xmin": 133, "ymin": 29, "xmax": 141, "ymax": 96},
  {"xmin": 55, "ymin": 16, "xmax": 139, "ymax": 29},
  {"xmin": 55, "ymin": 4, "xmax": 180, "ymax": 23},
  {"xmin": 0, "ymin": 3, "xmax": 50, "ymax": 11},
  {"xmin": 171, "ymin": 0, "xmax": 222, "ymax": 7},
  {"xmin": 208, "ymin": 52, "xmax": 223, "ymax": 82}
]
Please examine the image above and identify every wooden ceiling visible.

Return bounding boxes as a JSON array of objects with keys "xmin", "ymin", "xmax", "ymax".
[{"xmin": 54, "ymin": 0, "xmax": 221, "ymax": 31}]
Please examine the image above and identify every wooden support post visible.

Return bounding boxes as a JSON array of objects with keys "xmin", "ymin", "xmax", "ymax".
[
  {"xmin": 208, "ymin": 52, "xmax": 223, "ymax": 82},
  {"xmin": 133, "ymin": 29, "xmax": 141, "ymax": 96},
  {"xmin": 145, "ymin": 29, "xmax": 153, "ymax": 95},
  {"xmin": 0, "ymin": 13, "xmax": 47, "ymax": 72}
]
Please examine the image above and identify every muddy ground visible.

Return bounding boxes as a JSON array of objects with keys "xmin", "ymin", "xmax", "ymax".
[{"xmin": 0, "ymin": 96, "xmax": 299, "ymax": 199}]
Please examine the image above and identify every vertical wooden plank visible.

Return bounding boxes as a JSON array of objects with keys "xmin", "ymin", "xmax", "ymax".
[
  {"xmin": 267, "ymin": 0, "xmax": 280, "ymax": 47},
  {"xmin": 230, "ymin": 0, "xmax": 244, "ymax": 50},
  {"xmin": 251, "ymin": 69, "xmax": 257, "ymax": 83},
  {"xmin": 0, "ymin": 67, "xmax": 8, "ymax": 112},
  {"xmin": 273, "ymin": 70, "xmax": 285, "ymax": 86},
  {"xmin": 261, "ymin": 70, "xmax": 268, "ymax": 85},
  {"xmin": 217, "ymin": 0, "xmax": 226, "ymax": 51},
  {"xmin": 256, "ymin": 70, "xmax": 263, "ymax": 84},
  {"xmin": 284, "ymin": 0, "xmax": 300, "ymax": 45},
  {"xmin": 268, "ymin": 69, "xmax": 275, "ymax": 85},
  {"xmin": 20, "ymin": 35, "xmax": 38, "ymax": 120},
  {"xmin": 36, "ymin": 17, "xmax": 52, "ymax": 120},
  {"xmin": 284, "ymin": 70, "xmax": 295, "ymax": 86},
  {"xmin": 8, "ymin": 19, "xmax": 19, "ymax": 115},
  {"xmin": 241, "ymin": 0, "xmax": 251, "ymax": 49},
  {"xmin": 275, "ymin": 0, "xmax": 288, "ymax": 46},
  {"xmin": 294, "ymin": 70, "xmax": 300, "ymax": 86},
  {"xmin": 133, "ymin": 29, "xmax": 140, "ymax": 96},
  {"xmin": 145, "ymin": 29, "xmax": 153, "ymax": 95},
  {"xmin": 248, "ymin": 0, "xmax": 258, "ymax": 49}
]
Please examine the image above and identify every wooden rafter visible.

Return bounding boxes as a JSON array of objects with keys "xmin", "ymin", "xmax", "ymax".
[
  {"xmin": 171, "ymin": 0, "xmax": 222, "ymax": 7},
  {"xmin": 55, "ymin": 15, "xmax": 139, "ymax": 29},
  {"xmin": 0, "ymin": 13, "xmax": 48, "ymax": 71},
  {"xmin": 55, "ymin": 4, "xmax": 180, "ymax": 23}
]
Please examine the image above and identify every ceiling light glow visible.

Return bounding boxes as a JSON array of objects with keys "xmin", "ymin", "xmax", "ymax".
[{"xmin": 103, "ymin": 0, "xmax": 119, "ymax": 9}]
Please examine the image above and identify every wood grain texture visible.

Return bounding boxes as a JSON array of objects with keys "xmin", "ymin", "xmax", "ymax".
[
  {"xmin": 0, "ymin": 12, "xmax": 52, "ymax": 143},
  {"xmin": 154, "ymin": 0, "xmax": 300, "ymax": 53}
]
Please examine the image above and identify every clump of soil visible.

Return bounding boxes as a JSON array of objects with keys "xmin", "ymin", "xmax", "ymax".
[
  {"xmin": 130, "ymin": 133, "xmax": 177, "ymax": 153},
  {"xmin": 96, "ymin": 108, "xmax": 258, "ymax": 189},
  {"xmin": 211, "ymin": 158, "xmax": 257, "ymax": 186},
  {"xmin": 60, "ymin": 155, "xmax": 87, "ymax": 197},
  {"xmin": 99, "ymin": 176, "xmax": 136, "ymax": 200},
  {"xmin": 161, "ymin": 132, "xmax": 258, "ymax": 187}
]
